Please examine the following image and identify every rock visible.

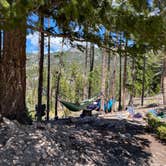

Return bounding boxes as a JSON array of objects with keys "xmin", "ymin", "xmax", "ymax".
[
  {"xmin": 79, "ymin": 117, "xmax": 96, "ymax": 124},
  {"xmin": 107, "ymin": 121, "xmax": 117, "ymax": 129},
  {"xmin": 31, "ymin": 162, "xmax": 36, "ymax": 166},
  {"xmin": 115, "ymin": 121, "xmax": 126, "ymax": 131},
  {"xmin": 2, "ymin": 117, "xmax": 18, "ymax": 130},
  {"xmin": 93, "ymin": 119, "xmax": 110, "ymax": 127},
  {"xmin": 70, "ymin": 118, "xmax": 79, "ymax": 123},
  {"xmin": 81, "ymin": 124, "xmax": 90, "ymax": 129},
  {"xmin": 42, "ymin": 152, "xmax": 48, "ymax": 159},
  {"xmin": 13, "ymin": 160, "xmax": 18, "ymax": 165},
  {"xmin": 125, "ymin": 133, "xmax": 131, "ymax": 139},
  {"xmin": 0, "ymin": 116, "xmax": 164, "ymax": 166},
  {"xmin": 46, "ymin": 123, "xmax": 52, "ymax": 129}
]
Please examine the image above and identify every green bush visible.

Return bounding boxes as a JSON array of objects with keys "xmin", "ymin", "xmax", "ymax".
[
  {"xmin": 146, "ymin": 113, "xmax": 166, "ymax": 141},
  {"xmin": 146, "ymin": 113, "xmax": 162, "ymax": 130},
  {"xmin": 157, "ymin": 126, "xmax": 166, "ymax": 140}
]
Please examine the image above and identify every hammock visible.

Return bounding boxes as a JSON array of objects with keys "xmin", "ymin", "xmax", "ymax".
[
  {"xmin": 60, "ymin": 100, "xmax": 90, "ymax": 112},
  {"xmin": 60, "ymin": 95, "xmax": 100, "ymax": 112}
]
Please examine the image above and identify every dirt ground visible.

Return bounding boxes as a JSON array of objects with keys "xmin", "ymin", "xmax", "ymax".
[
  {"xmin": 0, "ymin": 97, "xmax": 166, "ymax": 166},
  {"xmin": 97, "ymin": 109, "xmax": 166, "ymax": 166}
]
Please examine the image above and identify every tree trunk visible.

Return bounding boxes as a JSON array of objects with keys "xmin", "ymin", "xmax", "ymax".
[
  {"xmin": 141, "ymin": 56, "xmax": 146, "ymax": 106},
  {"xmin": 37, "ymin": 16, "xmax": 45, "ymax": 121},
  {"xmin": 100, "ymin": 48, "xmax": 107, "ymax": 111},
  {"xmin": 88, "ymin": 43, "xmax": 94, "ymax": 98},
  {"xmin": 0, "ymin": 30, "xmax": 2, "ymax": 58},
  {"xmin": 46, "ymin": 18, "xmax": 50, "ymax": 121},
  {"xmin": 122, "ymin": 52, "xmax": 127, "ymax": 110},
  {"xmin": 110, "ymin": 56, "xmax": 117, "ymax": 99},
  {"xmin": 0, "ymin": 27, "xmax": 28, "ymax": 123},
  {"xmin": 54, "ymin": 38, "xmax": 64, "ymax": 119},
  {"xmin": 129, "ymin": 57, "xmax": 135, "ymax": 105},
  {"xmin": 162, "ymin": 56, "xmax": 166, "ymax": 105},
  {"xmin": 110, "ymin": 55, "xmax": 117, "ymax": 112},
  {"xmin": 55, "ymin": 72, "xmax": 60, "ymax": 120},
  {"xmin": 118, "ymin": 52, "xmax": 122, "ymax": 111},
  {"xmin": 83, "ymin": 42, "xmax": 88, "ymax": 99},
  {"xmin": 106, "ymin": 51, "xmax": 111, "ymax": 98}
]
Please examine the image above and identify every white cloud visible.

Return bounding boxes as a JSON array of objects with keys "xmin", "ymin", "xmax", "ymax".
[
  {"xmin": 26, "ymin": 32, "xmax": 70, "ymax": 54},
  {"xmin": 26, "ymin": 32, "xmax": 98, "ymax": 54}
]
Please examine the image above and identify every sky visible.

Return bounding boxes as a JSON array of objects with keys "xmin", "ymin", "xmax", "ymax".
[
  {"xmin": 26, "ymin": 14, "xmax": 68, "ymax": 54},
  {"xmin": 26, "ymin": 0, "xmax": 154, "ymax": 54},
  {"xmin": 26, "ymin": 19, "xmax": 103, "ymax": 54},
  {"xmin": 26, "ymin": 33, "xmax": 71, "ymax": 54}
]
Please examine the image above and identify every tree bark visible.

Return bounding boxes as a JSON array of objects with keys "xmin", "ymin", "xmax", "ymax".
[
  {"xmin": 55, "ymin": 72, "xmax": 60, "ymax": 120},
  {"xmin": 106, "ymin": 51, "xmax": 111, "ymax": 98},
  {"xmin": 0, "ymin": 30, "xmax": 2, "ymax": 58},
  {"xmin": 122, "ymin": 52, "xmax": 127, "ymax": 110},
  {"xmin": 83, "ymin": 42, "xmax": 88, "ymax": 99},
  {"xmin": 118, "ymin": 52, "xmax": 122, "ymax": 111},
  {"xmin": 129, "ymin": 57, "xmax": 135, "ymax": 105},
  {"xmin": 141, "ymin": 56, "xmax": 146, "ymax": 106},
  {"xmin": 0, "ymin": 27, "xmax": 27, "ymax": 122},
  {"xmin": 46, "ymin": 18, "xmax": 50, "ymax": 121},
  {"xmin": 54, "ymin": 38, "xmax": 64, "ymax": 119},
  {"xmin": 100, "ymin": 48, "xmax": 107, "ymax": 111},
  {"xmin": 88, "ymin": 43, "xmax": 94, "ymax": 98},
  {"xmin": 162, "ymin": 56, "xmax": 166, "ymax": 105},
  {"xmin": 37, "ymin": 15, "xmax": 45, "ymax": 121},
  {"xmin": 110, "ymin": 56, "xmax": 117, "ymax": 99}
]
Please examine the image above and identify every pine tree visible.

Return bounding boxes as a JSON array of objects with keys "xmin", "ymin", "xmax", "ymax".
[
  {"xmin": 83, "ymin": 42, "xmax": 88, "ymax": 100},
  {"xmin": 88, "ymin": 43, "xmax": 95, "ymax": 98},
  {"xmin": 122, "ymin": 39, "xmax": 128, "ymax": 110},
  {"xmin": 0, "ymin": 30, "xmax": 2, "ymax": 58},
  {"xmin": 106, "ymin": 50, "xmax": 111, "ymax": 98},
  {"xmin": 100, "ymin": 48, "xmax": 107, "ymax": 111},
  {"xmin": 162, "ymin": 55, "xmax": 166, "ymax": 105},
  {"xmin": 0, "ymin": 25, "xmax": 28, "ymax": 123},
  {"xmin": 129, "ymin": 57, "xmax": 136, "ymax": 105},
  {"xmin": 37, "ymin": 15, "xmax": 45, "ymax": 121},
  {"xmin": 141, "ymin": 55, "xmax": 146, "ymax": 106},
  {"xmin": 46, "ymin": 18, "xmax": 51, "ymax": 121}
]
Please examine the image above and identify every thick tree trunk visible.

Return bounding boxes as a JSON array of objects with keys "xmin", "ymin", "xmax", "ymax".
[
  {"xmin": 141, "ymin": 56, "xmax": 146, "ymax": 106},
  {"xmin": 37, "ymin": 16, "xmax": 45, "ymax": 121},
  {"xmin": 122, "ymin": 54, "xmax": 127, "ymax": 110},
  {"xmin": 0, "ymin": 28, "xmax": 27, "ymax": 122},
  {"xmin": 100, "ymin": 48, "xmax": 107, "ymax": 111},
  {"xmin": 88, "ymin": 43, "xmax": 94, "ymax": 98},
  {"xmin": 162, "ymin": 56, "xmax": 166, "ymax": 105},
  {"xmin": 46, "ymin": 18, "xmax": 50, "ymax": 121}
]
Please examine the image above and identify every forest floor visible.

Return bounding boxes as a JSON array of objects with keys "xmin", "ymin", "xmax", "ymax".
[{"xmin": 0, "ymin": 103, "xmax": 166, "ymax": 166}]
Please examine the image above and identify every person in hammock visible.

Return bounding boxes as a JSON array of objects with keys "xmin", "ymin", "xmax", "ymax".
[{"xmin": 86, "ymin": 98, "xmax": 101, "ymax": 111}]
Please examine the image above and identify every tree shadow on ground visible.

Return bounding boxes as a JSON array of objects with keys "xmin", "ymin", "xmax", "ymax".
[
  {"xmin": 0, "ymin": 117, "xmax": 153, "ymax": 166},
  {"xmin": 48, "ymin": 118, "xmax": 152, "ymax": 166}
]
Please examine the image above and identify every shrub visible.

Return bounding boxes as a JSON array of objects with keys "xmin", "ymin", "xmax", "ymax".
[
  {"xmin": 146, "ymin": 113, "xmax": 162, "ymax": 130},
  {"xmin": 157, "ymin": 126, "xmax": 166, "ymax": 140},
  {"xmin": 146, "ymin": 113, "xmax": 166, "ymax": 141}
]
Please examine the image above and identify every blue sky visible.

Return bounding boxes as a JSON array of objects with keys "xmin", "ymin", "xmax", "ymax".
[
  {"xmin": 26, "ymin": 0, "xmax": 154, "ymax": 54},
  {"xmin": 26, "ymin": 14, "xmax": 65, "ymax": 54},
  {"xmin": 26, "ymin": 17, "xmax": 103, "ymax": 54}
]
